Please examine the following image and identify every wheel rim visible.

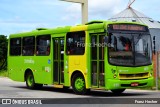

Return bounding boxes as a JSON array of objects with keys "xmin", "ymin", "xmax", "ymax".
[
  {"xmin": 27, "ymin": 75, "xmax": 33, "ymax": 86},
  {"xmin": 74, "ymin": 77, "xmax": 85, "ymax": 91}
]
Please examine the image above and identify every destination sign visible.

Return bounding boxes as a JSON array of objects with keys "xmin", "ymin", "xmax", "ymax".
[{"xmin": 109, "ymin": 24, "xmax": 148, "ymax": 32}]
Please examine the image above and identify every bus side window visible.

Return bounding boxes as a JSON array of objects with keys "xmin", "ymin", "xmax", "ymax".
[
  {"xmin": 22, "ymin": 36, "xmax": 35, "ymax": 56},
  {"xmin": 10, "ymin": 38, "xmax": 21, "ymax": 56},
  {"xmin": 36, "ymin": 35, "xmax": 51, "ymax": 56},
  {"xmin": 46, "ymin": 46, "xmax": 50, "ymax": 55},
  {"xmin": 66, "ymin": 31, "xmax": 85, "ymax": 55}
]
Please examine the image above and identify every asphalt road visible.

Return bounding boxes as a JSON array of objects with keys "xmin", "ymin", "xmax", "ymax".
[{"xmin": 0, "ymin": 77, "xmax": 160, "ymax": 107}]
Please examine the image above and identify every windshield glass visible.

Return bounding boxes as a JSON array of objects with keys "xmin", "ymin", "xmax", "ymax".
[
  {"xmin": 134, "ymin": 34, "xmax": 152, "ymax": 66},
  {"xmin": 108, "ymin": 33, "xmax": 152, "ymax": 66}
]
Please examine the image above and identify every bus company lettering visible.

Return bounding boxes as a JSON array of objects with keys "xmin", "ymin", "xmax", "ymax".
[
  {"xmin": 119, "ymin": 70, "xmax": 129, "ymax": 73},
  {"xmin": 24, "ymin": 59, "xmax": 35, "ymax": 64}
]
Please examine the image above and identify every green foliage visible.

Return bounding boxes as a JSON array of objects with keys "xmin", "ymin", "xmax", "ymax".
[
  {"xmin": 0, "ymin": 35, "xmax": 8, "ymax": 70},
  {"xmin": 0, "ymin": 70, "xmax": 8, "ymax": 77}
]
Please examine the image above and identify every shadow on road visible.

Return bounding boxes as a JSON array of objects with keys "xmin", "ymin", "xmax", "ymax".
[{"xmin": 11, "ymin": 85, "xmax": 151, "ymax": 97}]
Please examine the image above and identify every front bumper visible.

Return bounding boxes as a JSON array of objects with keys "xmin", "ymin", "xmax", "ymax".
[{"xmin": 106, "ymin": 77, "xmax": 154, "ymax": 90}]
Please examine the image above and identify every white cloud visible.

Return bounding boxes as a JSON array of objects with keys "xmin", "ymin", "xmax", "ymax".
[
  {"xmin": 89, "ymin": 0, "xmax": 126, "ymax": 19},
  {"xmin": 61, "ymin": 0, "xmax": 127, "ymax": 23},
  {"xmin": 58, "ymin": 3, "xmax": 83, "ymax": 23},
  {"xmin": 1, "ymin": 0, "xmax": 160, "ymax": 36},
  {"xmin": 0, "ymin": 22, "xmax": 51, "ymax": 36}
]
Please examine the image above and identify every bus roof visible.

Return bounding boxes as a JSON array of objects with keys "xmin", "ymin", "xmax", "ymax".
[{"xmin": 9, "ymin": 20, "xmax": 148, "ymax": 38}]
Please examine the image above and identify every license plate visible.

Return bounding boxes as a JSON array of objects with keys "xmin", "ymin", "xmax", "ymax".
[{"xmin": 131, "ymin": 82, "xmax": 139, "ymax": 87}]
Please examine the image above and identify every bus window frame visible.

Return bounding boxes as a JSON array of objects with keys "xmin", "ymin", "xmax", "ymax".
[
  {"xmin": 10, "ymin": 37, "xmax": 22, "ymax": 56},
  {"xmin": 36, "ymin": 35, "xmax": 51, "ymax": 56},
  {"xmin": 22, "ymin": 36, "xmax": 35, "ymax": 56},
  {"xmin": 66, "ymin": 31, "xmax": 86, "ymax": 55}
]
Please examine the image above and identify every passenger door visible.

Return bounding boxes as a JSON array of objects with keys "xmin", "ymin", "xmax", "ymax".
[
  {"xmin": 53, "ymin": 37, "xmax": 64, "ymax": 84},
  {"xmin": 90, "ymin": 34, "xmax": 105, "ymax": 88}
]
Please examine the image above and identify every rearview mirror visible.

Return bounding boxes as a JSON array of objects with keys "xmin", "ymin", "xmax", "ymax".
[
  {"xmin": 104, "ymin": 36, "xmax": 109, "ymax": 44},
  {"xmin": 153, "ymin": 36, "xmax": 156, "ymax": 54}
]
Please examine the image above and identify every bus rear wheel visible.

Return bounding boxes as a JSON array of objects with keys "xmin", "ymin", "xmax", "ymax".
[
  {"xmin": 25, "ymin": 72, "xmax": 43, "ymax": 89},
  {"xmin": 71, "ymin": 73, "xmax": 87, "ymax": 95},
  {"xmin": 111, "ymin": 89, "xmax": 126, "ymax": 94}
]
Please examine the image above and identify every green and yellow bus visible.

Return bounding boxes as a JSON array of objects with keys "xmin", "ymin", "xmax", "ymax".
[{"xmin": 8, "ymin": 21, "xmax": 154, "ymax": 94}]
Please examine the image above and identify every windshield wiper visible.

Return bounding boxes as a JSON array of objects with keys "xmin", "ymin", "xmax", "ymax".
[{"xmin": 134, "ymin": 34, "xmax": 142, "ymax": 45}]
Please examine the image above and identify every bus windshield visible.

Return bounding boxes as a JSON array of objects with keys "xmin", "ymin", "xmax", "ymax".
[{"xmin": 108, "ymin": 33, "xmax": 152, "ymax": 66}]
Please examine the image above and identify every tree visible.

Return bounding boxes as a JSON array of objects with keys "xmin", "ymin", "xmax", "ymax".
[{"xmin": 0, "ymin": 35, "xmax": 8, "ymax": 70}]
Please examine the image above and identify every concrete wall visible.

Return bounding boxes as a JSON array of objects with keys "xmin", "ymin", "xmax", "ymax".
[
  {"xmin": 149, "ymin": 28, "xmax": 160, "ymax": 51},
  {"xmin": 150, "ymin": 28, "xmax": 160, "ymax": 77}
]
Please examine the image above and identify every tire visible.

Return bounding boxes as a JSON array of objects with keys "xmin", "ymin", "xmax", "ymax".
[
  {"xmin": 35, "ymin": 84, "xmax": 43, "ymax": 89},
  {"xmin": 111, "ymin": 89, "xmax": 126, "ymax": 94},
  {"xmin": 71, "ymin": 73, "xmax": 87, "ymax": 95},
  {"xmin": 25, "ymin": 72, "xmax": 43, "ymax": 89}
]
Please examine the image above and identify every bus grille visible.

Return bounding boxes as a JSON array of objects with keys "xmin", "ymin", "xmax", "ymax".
[{"xmin": 119, "ymin": 72, "xmax": 149, "ymax": 80}]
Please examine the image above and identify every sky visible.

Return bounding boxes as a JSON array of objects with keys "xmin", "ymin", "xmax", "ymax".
[{"xmin": 0, "ymin": 0, "xmax": 160, "ymax": 36}]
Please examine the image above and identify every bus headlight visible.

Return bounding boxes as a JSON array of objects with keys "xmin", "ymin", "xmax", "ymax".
[
  {"xmin": 150, "ymin": 72, "xmax": 153, "ymax": 77},
  {"xmin": 113, "ymin": 74, "xmax": 117, "ymax": 78},
  {"xmin": 112, "ymin": 69, "xmax": 116, "ymax": 74}
]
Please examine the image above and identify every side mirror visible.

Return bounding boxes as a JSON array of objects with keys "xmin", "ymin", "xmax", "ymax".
[{"xmin": 153, "ymin": 36, "xmax": 156, "ymax": 54}]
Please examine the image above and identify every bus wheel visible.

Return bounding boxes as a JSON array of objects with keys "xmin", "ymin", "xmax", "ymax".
[
  {"xmin": 111, "ymin": 89, "xmax": 126, "ymax": 94},
  {"xmin": 25, "ymin": 72, "xmax": 43, "ymax": 89},
  {"xmin": 72, "ymin": 73, "xmax": 87, "ymax": 95}
]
